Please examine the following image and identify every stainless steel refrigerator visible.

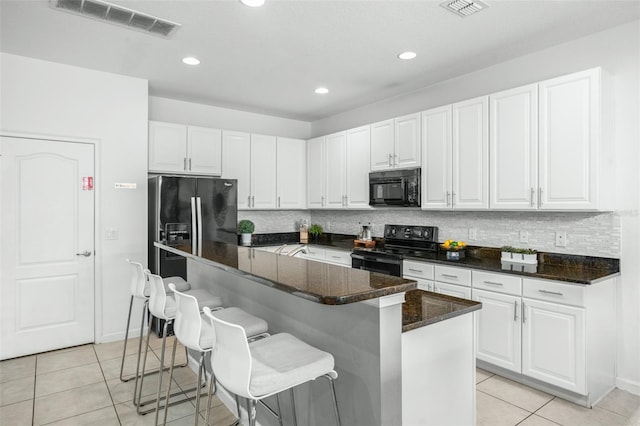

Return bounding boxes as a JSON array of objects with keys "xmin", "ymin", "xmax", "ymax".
[{"xmin": 148, "ymin": 175, "xmax": 238, "ymax": 278}]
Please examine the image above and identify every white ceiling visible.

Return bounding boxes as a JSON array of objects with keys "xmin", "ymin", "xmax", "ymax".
[{"xmin": 1, "ymin": 0, "xmax": 639, "ymax": 121}]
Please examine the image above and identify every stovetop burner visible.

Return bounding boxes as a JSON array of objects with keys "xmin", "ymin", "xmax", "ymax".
[{"xmin": 351, "ymin": 224, "xmax": 440, "ymax": 260}]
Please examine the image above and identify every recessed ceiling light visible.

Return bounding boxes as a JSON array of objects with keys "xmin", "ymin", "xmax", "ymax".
[
  {"xmin": 398, "ymin": 51, "xmax": 417, "ymax": 60},
  {"xmin": 240, "ymin": 0, "xmax": 265, "ymax": 7},
  {"xmin": 315, "ymin": 87, "xmax": 329, "ymax": 95},
  {"xmin": 182, "ymin": 57, "xmax": 200, "ymax": 65}
]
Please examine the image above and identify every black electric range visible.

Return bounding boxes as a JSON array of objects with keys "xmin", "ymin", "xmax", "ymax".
[{"xmin": 351, "ymin": 225, "xmax": 439, "ymax": 276}]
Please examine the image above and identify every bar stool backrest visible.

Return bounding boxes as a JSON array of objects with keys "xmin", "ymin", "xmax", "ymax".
[
  {"xmin": 203, "ymin": 307, "xmax": 253, "ymax": 399},
  {"xmin": 146, "ymin": 271, "xmax": 170, "ymax": 321},
  {"xmin": 168, "ymin": 283, "xmax": 207, "ymax": 352},
  {"xmin": 126, "ymin": 259, "xmax": 149, "ymax": 299}
]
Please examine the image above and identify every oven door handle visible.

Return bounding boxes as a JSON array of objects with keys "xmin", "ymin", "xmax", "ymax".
[{"xmin": 351, "ymin": 253, "xmax": 401, "ymax": 265}]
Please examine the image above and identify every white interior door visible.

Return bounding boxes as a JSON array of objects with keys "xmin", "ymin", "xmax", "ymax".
[{"xmin": 1, "ymin": 136, "xmax": 95, "ymax": 360}]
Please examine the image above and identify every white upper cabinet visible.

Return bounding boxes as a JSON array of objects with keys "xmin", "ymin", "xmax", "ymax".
[
  {"xmin": 306, "ymin": 127, "xmax": 371, "ymax": 209},
  {"xmin": 222, "ymin": 130, "xmax": 251, "ymax": 209},
  {"xmin": 276, "ymin": 137, "xmax": 306, "ymax": 209},
  {"xmin": 325, "ymin": 132, "xmax": 348, "ymax": 209},
  {"xmin": 539, "ymin": 68, "xmax": 610, "ymax": 210},
  {"xmin": 149, "ymin": 121, "xmax": 222, "ymax": 175},
  {"xmin": 395, "ymin": 113, "xmax": 421, "ymax": 169},
  {"xmin": 346, "ymin": 126, "xmax": 371, "ymax": 208},
  {"xmin": 422, "ymin": 105, "xmax": 452, "ymax": 209},
  {"xmin": 306, "ymin": 137, "xmax": 325, "ymax": 209},
  {"xmin": 370, "ymin": 114, "xmax": 420, "ymax": 171},
  {"xmin": 490, "ymin": 85, "xmax": 538, "ymax": 209},
  {"xmin": 452, "ymin": 96, "xmax": 489, "ymax": 209},
  {"xmin": 250, "ymin": 134, "xmax": 277, "ymax": 209}
]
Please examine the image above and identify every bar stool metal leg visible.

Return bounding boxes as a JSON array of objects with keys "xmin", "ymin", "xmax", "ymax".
[
  {"xmin": 290, "ymin": 388, "xmax": 298, "ymax": 426},
  {"xmin": 119, "ymin": 295, "xmax": 135, "ymax": 382},
  {"xmin": 153, "ymin": 319, "xmax": 171, "ymax": 424}
]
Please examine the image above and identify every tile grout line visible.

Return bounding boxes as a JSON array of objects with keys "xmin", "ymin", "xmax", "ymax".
[
  {"xmin": 92, "ymin": 344, "xmax": 123, "ymax": 425},
  {"xmin": 530, "ymin": 396, "xmax": 564, "ymax": 425},
  {"xmin": 32, "ymin": 355, "xmax": 37, "ymax": 426}
]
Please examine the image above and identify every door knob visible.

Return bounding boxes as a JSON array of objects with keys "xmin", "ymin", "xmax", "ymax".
[{"xmin": 76, "ymin": 250, "xmax": 92, "ymax": 257}]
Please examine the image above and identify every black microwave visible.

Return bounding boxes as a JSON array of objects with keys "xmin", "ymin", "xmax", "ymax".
[{"xmin": 369, "ymin": 168, "xmax": 421, "ymax": 207}]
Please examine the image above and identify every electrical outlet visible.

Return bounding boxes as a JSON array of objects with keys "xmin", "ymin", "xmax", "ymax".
[
  {"xmin": 519, "ymin": 231, "xmax": 529, "ymax": 243},
  {"xmin": 468, "ymin": 228, "xmax": 478, "ymax": 240},
  {"xmin": 105, "ymin": 227, "xmax": 119, "ymax": 240},
  {"xmin": 555, "ymin": 232, "xmax": 567, "ymax": 247}
]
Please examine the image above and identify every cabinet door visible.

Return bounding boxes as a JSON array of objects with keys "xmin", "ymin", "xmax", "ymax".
[
  {"xmin": 251, "ymin": 134, "xmax": 277, "ymax": 209},
  {"xmin": 394, "ymin": 113, "xmax": 421, "ymax": 169},
  {"xmin": 490, "ymin": 85, "xmax": 538, "ymax": 209},
  {"xmin": 472, "ymin": 289, "xmax": 522, "ymax": 373},
  {"xmin": 149, "ymin": 121, "xmax": 187, "ymax": 173},
  {"xmin": 325, "ymin": 132, "xmax": 347, "ymax": 208},
  {"xmin": 306, "ymin": 137, "xmax": 325, "ymax": 208},
  {"xmin": 187, "ymin": 126, "xmax": 222, "ymax": 176},
  {"xmin": 522, "ymin": 298, "xmax": 586, "ymax": 394},
  {"xmin": 222, "ymin": 131, "xmax": 251, "ymax": 209},
  {"xmin": 370, "ymin": 119, "xmax": 394, "ymax": 171},
  {"xmin": 539, "ymin": 69, "xmax": 599, "ymax": 210},
  {"xmin": 421, "ymin": 106, "xmax": 452, "ymax": 209},
  {"xmin": 452, "ymin": 96, "xmax": 489, "ymax": 209},
  {"xmin": 276, "ymin": 137, "xmax": 306, "ymax": 209},
  {"xmin": 346, "ymin": 126, "xmax": 371, "ymax": 208},
  {"xmin": 434, "ymin": 282, "xmax": 471, "ymax": 299}
]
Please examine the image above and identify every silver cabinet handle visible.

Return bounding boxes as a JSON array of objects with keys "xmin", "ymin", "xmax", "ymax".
[
  {"xmin": 530, "ymin": 187, "xmax": 535, "ymax": 207},
  {"xmin": 441, "ymin": 274, "xmax": 458, "ymax": 279},
  {"xmin": 278, "ymin": 196, "xmax": 281, "ymax": 208},
  {"xmin": 538, "ymin": 289, "xmax": 563, "ymax": 296},
  {"xmin": 344, "ymin": 195, "xmax": 348, "ymax": 206},
  {"xmin": 388, "ymin": 154, "xmax": 392, "ymax": 166},
  {"xmin": 252, "ymin": 196, "xmax": 255, "ymax": 207},
  {"xmin": 446, "ymin": 191, "xmax": 450, "ymax": 207},
  {"xmin": 522, "ymin": 301, "xmax": 526, "ymax": 323},
  {"xmin": 484, "ymin": 280, "xmax": 504, "ymax": 286},
  {"xmin": 451, "ymin": 192, "xmax": 456, "ymax": 207},
  {"xmin": 76, "ymin": 250, "xmax": 92, "ymax": 257},
  {"xmin": 321, "ymin": 196, "xmax": 325, "ymax": 207},
  {"xmin": 539, "ymin": 187, "xmax": 543, "ymax": 207},
  {"xmin": 408, "ymin": 268, "xmax": 423, "ymax": 273},
  {"xmin": 514, "ymin": 300, "xmax": 518, "ymax": 321},
  {"xmin": 189, "ymin": 158, "xmax": 192, "ymax": 170},
  {"xmin": 183, "ymin": 158, "xmax": 187, "ymax": 171},
  {"xmin": 331, "ymin": 255, "xmax": 341, "ymax": 259},
  {"xmin": 394, "ymin": 153, "xmax": 398, "ymax": 165},
  {"xmin": 248, "ymin": 195, "xmax": 251, "ymax": 207}
]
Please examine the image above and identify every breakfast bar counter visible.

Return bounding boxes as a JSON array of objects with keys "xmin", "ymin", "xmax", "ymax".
[{"xmin": 156, "ymin": 240, "xmax": 478, "ymax": 426}]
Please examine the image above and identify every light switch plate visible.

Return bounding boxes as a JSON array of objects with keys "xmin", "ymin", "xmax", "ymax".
[
  {"xmin": 468, "ymin": 228, "xmax": 478, "ymax": 240},
  {"xmin": 105, "ymin": 228, "xmax": 119, "ymax": 240}
]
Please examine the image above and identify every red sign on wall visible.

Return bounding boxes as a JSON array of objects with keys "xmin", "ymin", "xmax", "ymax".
[{"xmin": 82, "ymin": 176, "xmax": 94, "ymax": 191}]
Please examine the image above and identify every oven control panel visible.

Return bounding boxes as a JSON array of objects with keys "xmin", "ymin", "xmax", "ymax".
[{"xmin": 384, "ymin": 225, "xmax": 438, "ymax": 242}]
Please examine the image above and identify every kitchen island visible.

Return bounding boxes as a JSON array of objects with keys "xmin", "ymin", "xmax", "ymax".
[{"xmin": 156, "ymin": 240, "xmax": 481, "ymax": 426}]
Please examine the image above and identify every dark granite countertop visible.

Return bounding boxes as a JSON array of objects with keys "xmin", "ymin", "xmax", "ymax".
[
  {"xmin": 155, "ymin": 240, "xmax": 417, "ymax": 305},
  {"xmin": 249, "ymin": 232, "xmax": 619, "ymax": 284},
  {"xmin": 402, "ymin": 290, "xmax": 482, "ymax": 332}
]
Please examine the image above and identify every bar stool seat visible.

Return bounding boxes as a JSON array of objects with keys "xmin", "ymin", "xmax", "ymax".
[{"xmin": 204, "ymin": 309, "xmax": 341, "ymax": 426}]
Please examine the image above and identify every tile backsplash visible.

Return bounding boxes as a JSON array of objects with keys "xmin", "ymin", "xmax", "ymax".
[{"xmin": 241, "ymin": 209, "xmax": 620, "ymax": 258}]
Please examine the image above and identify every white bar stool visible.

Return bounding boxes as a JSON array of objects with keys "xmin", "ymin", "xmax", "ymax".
[
  {"xmin": 120, "ymin": 259, "xmax": 191, "ymax": 404},
  {"xmin": 137, "ymin": 271, "xmax": 223, "ymax": 417},
  {"xmin": 163, "ymin": 283, "xmax": 269, "ymax": 426},
  {"xmin": 203, "ymin": 308, "xmax": 341, "ymax": 426}
]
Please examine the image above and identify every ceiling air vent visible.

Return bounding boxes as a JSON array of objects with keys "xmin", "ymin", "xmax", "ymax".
[
  {"xmin": 440, "ymin": 0, "xmax": 489, "ymax": 17},
  {"xmin": 50, "ymin": 0, "xmax": 181, "ymax": 38}
]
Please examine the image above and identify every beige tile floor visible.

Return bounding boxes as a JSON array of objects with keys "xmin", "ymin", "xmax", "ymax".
[{"xmin": 1, "ymin": 337, "xmax": 639, "ymax": 425}]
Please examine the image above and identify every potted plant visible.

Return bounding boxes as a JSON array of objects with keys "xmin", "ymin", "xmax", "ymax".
[
  {"xmin": 309, "ymin": 223, "xmax": 323, "ymax": 244},
  {"xmin": 501, "ymin": 246, "xmax": 537, "ymax": 263},
  {"xmin": 238, "ymin": 219, "xmax": 255, "ymax": 246}
]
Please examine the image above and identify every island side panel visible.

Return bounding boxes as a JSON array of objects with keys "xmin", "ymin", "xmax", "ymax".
[
  {"xmin": 402, "ymin": 313, "xmax": 476, "ymax": 426},
  {"xmin": 187, "ymin": 258, "xmax": 404, "ymax": 426}
]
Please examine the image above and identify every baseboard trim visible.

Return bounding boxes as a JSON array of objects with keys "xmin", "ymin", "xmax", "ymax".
[{"xmin": 616, "ymin": 376, "xmax": 640, "ymax": 396}]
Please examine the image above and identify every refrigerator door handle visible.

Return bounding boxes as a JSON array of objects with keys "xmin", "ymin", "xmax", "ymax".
[
  {"xmin": 190, "ymin": 197, "xmax": 197, "ymax": 255},
  {"xmin": 196, "ymin": 197, "xmax": 203, "ymax": 256}
]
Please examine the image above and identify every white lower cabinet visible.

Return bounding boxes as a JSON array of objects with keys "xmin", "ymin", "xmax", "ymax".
[
  {"xmin": 473, "ymin": 288, "xmax": 521, "ymax": 373},
  {"xmin": 521, "ymin": 298, "xmax": 586, "ymax": 394}
]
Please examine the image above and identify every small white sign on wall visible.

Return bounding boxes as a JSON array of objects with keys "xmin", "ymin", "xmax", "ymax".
[{"xmin": 114, "ymin": 183, "xmax": 137, "ymax": 189}]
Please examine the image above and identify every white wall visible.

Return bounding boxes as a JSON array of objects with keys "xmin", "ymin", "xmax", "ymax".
[
  {"xmin": 0, "ymin": 53, "xmax": 149, "ymax": 343},
  {"xmin": 149, "ymin": 96, "xmax": 310, "ymax": 139},
  {"xmin": 311, "ymin": 20, "xmax": 640, "ymax": 394}
]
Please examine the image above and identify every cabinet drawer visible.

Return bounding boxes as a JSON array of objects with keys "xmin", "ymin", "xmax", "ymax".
[
  {"xmin": 435, "ymin": 282, "xmax": 472, "ymax": 299},
  {"xmin": 434, "ymin": 265, "xmax": 471, "ymax": 286},
  {"xmin": 324, "ymin": 249, "xmax": 352, "ymax": 266},
  {"xmin": 415, "ymin": 279, "xmax": 435, "ymax": 292},
  {"xmin": 523, "ymin": 278, "xmax": 585, "ymax": 307},
  {"xmin": 473, "ymin": 271, "xmax": 522, "ymax": 296},
  {"xmin": 403, "ymin": 260, "xmax": 434, "ymax": 280}
]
